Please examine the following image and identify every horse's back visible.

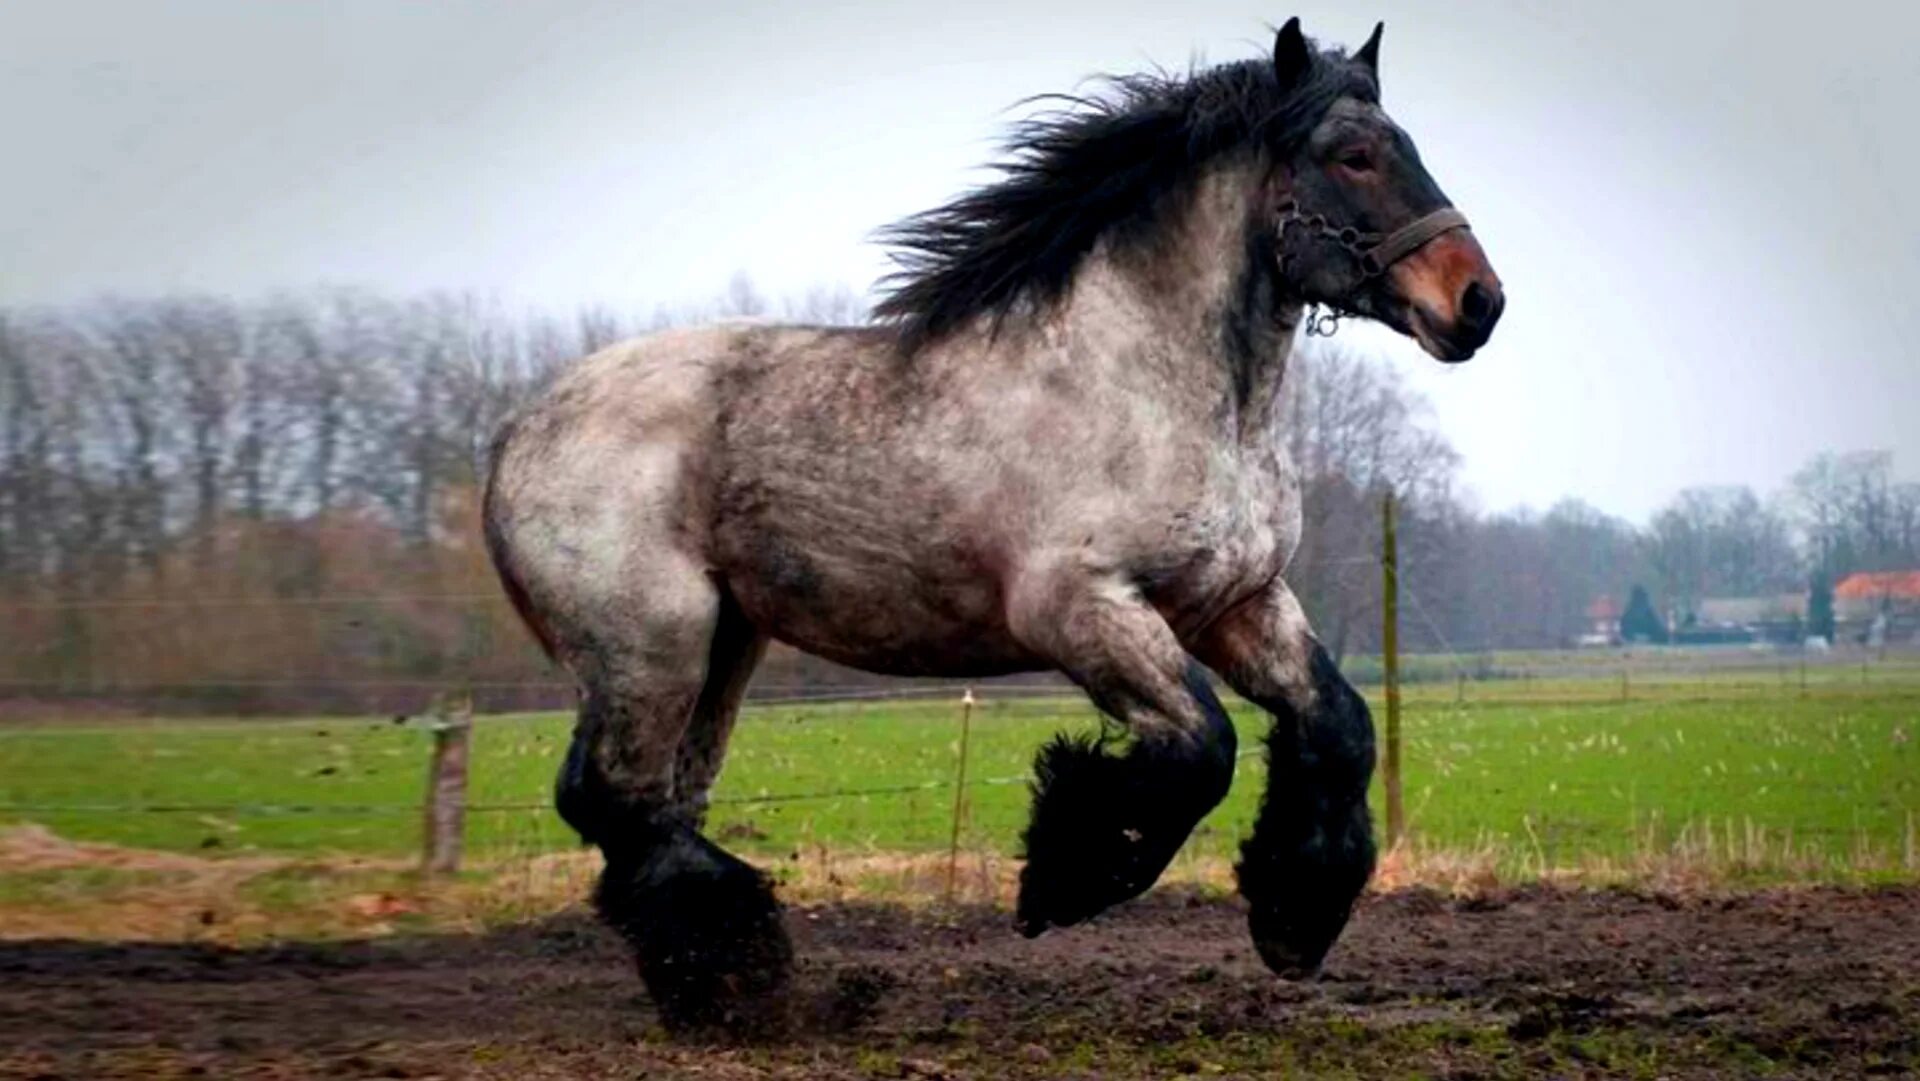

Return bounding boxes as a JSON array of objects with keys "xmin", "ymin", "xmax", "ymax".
[{"xmin": 486, "ymin": 321, "xmax": 886, "ymax": 537}]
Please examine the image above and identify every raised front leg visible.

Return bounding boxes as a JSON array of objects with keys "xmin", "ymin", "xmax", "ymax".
[
  {"xmin": 1009, "ymin": 569, "xmax": 1237, "ymax": 936},
  {"xmin": 1190, "ymin": 581, "xmax": 1376, "ymax": 978}
]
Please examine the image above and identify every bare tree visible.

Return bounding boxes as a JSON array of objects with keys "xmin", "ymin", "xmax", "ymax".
[
  {"xmin": 90, "ymin": 300, "xmax": 176, "ymax": 577},
  {"xmin": 1789, "ymin": 450, "xmax": 1916, "ymax": 576},
  {"xmin": 577, "ymin": 305, "xmax": 626, "ymax": 354},
  {"xmin": 719, "ymin": 271, "xmax": 768, "ymax": 318},
  {"xmin": 152, "ymin": 297, "xmax": 246, "ymax": 562},
  {"xmin": 1282, "ymin": 342, "xmax": 1460, "ymax": 658},
  {"xmin": 0, "ymin": 313, "xmax": 45, "ymax": 582},
  {"xmin": 782, "ymin": 284, "xmax": 868, "ymax": 326}
]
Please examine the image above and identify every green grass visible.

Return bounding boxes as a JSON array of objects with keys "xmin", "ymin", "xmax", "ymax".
[{"xmin": 2, "ymin": 674, "xmax": 1915, "ymax": 879}]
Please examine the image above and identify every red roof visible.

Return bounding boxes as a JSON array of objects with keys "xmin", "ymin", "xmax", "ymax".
[
  {"xmin": 1834, "ymin": 571, "xmax": 1920, "ymax": 600},
  {"xmin": 1586, "ymin": 594, "xmax": 1620, "ymax": 620}
]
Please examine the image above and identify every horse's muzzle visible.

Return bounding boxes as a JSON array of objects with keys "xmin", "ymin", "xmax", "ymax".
[{"xmin": 1389, "ymin": 230, "xmax": 1504, "ymax": 363}]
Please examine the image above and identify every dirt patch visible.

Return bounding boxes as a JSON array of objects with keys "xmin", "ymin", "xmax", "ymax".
[{"xmin": 2, "ymin": 884, "xmax": 1914, "ymax": 1079}]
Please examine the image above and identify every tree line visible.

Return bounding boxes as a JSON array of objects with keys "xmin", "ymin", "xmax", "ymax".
[{"xmin": 0, "ymin": 285, "xmax": 1912, "ymax": 713}]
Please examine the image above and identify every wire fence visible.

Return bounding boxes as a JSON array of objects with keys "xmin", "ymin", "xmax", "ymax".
[{"xmin": 2, "ymin": 685, "xmax": 1914, "ymax": 883}]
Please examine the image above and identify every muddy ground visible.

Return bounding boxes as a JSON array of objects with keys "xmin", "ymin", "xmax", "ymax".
[{"xmin": 2, "ymin": 885, "xmax": 1915, "ymax": 1080}]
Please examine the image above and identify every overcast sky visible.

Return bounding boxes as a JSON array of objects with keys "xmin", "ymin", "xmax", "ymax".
[{"xmin": 3, "ymin": 0, "xmax": 1915, "ymax": 523}]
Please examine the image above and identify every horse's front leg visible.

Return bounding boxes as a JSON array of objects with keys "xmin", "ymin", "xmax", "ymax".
[
  {"xmin": 1010, "ymin": 569, "xmax": 1238, "ymax": 936},
  {"xmin": 1190, "ymin": 580, "xmax": 1376, "ymax": 978}
]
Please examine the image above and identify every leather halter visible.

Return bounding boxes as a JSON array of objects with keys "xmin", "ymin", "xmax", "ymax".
[{"xmin": 1275, "ymin": 200, "xmax": 1470, "ymax": 281}]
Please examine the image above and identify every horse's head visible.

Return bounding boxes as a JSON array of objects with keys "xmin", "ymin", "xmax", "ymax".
[{"xmin": 1267, "ymin": 18, "xmax": 1504, "ymax": 362}]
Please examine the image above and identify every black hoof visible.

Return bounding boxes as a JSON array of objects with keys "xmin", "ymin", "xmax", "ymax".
[
  {"xmin": 596, "ymin": 831, "xmax": 794, "ymax": 1038},
  {"xmin": 1016, "ymin": 719, "xmax": 1232, "ymax": 936},
  {"xmin": 1245, "ymin": 895, "xmax": 1355, "ymax": 979},
  {"xmin": 1236, "ymin": 803, "xmax": 1374, "ymax": 980}
]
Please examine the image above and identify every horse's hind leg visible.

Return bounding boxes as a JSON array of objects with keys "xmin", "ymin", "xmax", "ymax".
[
  {"xmin": 550, "ymin": 571, "xmax": 791, "ymax": 1036},
  {"xmin": 1009, "ymin": 570, "xmax": 1238, "ymax": 935},
  {"xmin": 671, "ymin": 591, "xmax": 767, "ymax": 828}
]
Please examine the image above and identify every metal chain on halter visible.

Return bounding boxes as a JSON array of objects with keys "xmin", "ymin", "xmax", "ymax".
[
  {"xmin": 1274, "ymin": 199, "xmax": 1388, "ymax": 276},
  {"xmin": 1273, "ymin": 197, "xmax": 1471, "ymax": 339},
  {"xmin": 1275, "ymin": 199, "xmax": 1378, "ymax": 339}
]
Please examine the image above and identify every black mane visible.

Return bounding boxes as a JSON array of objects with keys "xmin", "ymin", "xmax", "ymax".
[{"xmin": 874, "ymin": 42, "xmax": 1374, "ymax": 354}]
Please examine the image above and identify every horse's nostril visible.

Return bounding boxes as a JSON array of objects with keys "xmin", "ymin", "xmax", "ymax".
[{"xmin": 1459, "ymin": 280, "xmax": 1494, "ymax": 327}]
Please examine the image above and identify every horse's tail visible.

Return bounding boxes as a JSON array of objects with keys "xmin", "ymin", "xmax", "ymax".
[{"xmin": 481, "ymin": 427, "xmax": 559, "ymax": 663}]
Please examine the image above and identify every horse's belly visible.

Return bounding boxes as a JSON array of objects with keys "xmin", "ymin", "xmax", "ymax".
[
  {"xmin": 717, "ymin": 529, "xmax": 1039, "ymax": 679},
  {"xmin": 769, "ymin": 618, "xmax": 1042, "ymax": 679}
]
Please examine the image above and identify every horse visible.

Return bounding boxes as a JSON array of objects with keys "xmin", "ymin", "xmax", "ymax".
[{"xmin": 483, "ymin": 16, "xmax": 1503, "ymax": 1033}]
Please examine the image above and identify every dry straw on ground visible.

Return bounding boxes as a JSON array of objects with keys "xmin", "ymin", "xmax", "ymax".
[{"xmin": 3, "ymin": 819, "xmax": 1913, "ymax": 946}]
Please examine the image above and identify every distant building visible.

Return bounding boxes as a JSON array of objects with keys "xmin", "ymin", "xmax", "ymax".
[
  {"xmin": 1693, "ymin": 593, "xmax": 1805, "ymax": 645},
  {"xmin": 1579, "ymin": 594, "xmax": 1621, "ymax": 646},
  {"xmin": 1833, "ymin": 571, "xmax": 1920, "ymax": 644}
]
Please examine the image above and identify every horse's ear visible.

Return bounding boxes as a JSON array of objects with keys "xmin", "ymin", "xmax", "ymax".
[
  {"xmin": 1353, "ymin": 21, "xmax": 1383, "ymax": 80},
  {"xmin": 1273, "ymin": 17, "xmax": 1311, "ymax": 89}
]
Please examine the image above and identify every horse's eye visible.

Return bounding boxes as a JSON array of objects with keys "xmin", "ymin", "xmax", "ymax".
[{"xmin": 1337, "ymin": 149, "xmax": 1375, "ymax": 173}]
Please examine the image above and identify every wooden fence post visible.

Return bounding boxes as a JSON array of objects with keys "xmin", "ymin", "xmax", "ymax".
[
  {"xmin": 422, "ymin": 690, "xmax": 473, "ymax": 875},
  {"xmin": 1381, "ymin": 491, "xmax": 1404, "ymax": 851},
  {"xmin": 945, "ymin": 688, "xmax": 976, "ymax": 903}
]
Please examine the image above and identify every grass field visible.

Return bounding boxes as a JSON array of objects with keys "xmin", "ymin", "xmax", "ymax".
[
  {"xmin": 3, "ymin": 662, "xmax": 1915, "ymax": 883},
  {"xmin": 3, "ymin": 661, "xmax": 1916, "ymax": 1079}
]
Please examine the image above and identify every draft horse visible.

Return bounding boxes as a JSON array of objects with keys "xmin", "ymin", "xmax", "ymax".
[{"xmin": 484, "ymin": 17, "xmax": 1503, "ymax": 1032}]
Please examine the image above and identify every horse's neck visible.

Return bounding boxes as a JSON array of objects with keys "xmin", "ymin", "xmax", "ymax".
[{"xmin": 1059, "ymin": 160, "xmax": 1299, "ymax": 441}]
